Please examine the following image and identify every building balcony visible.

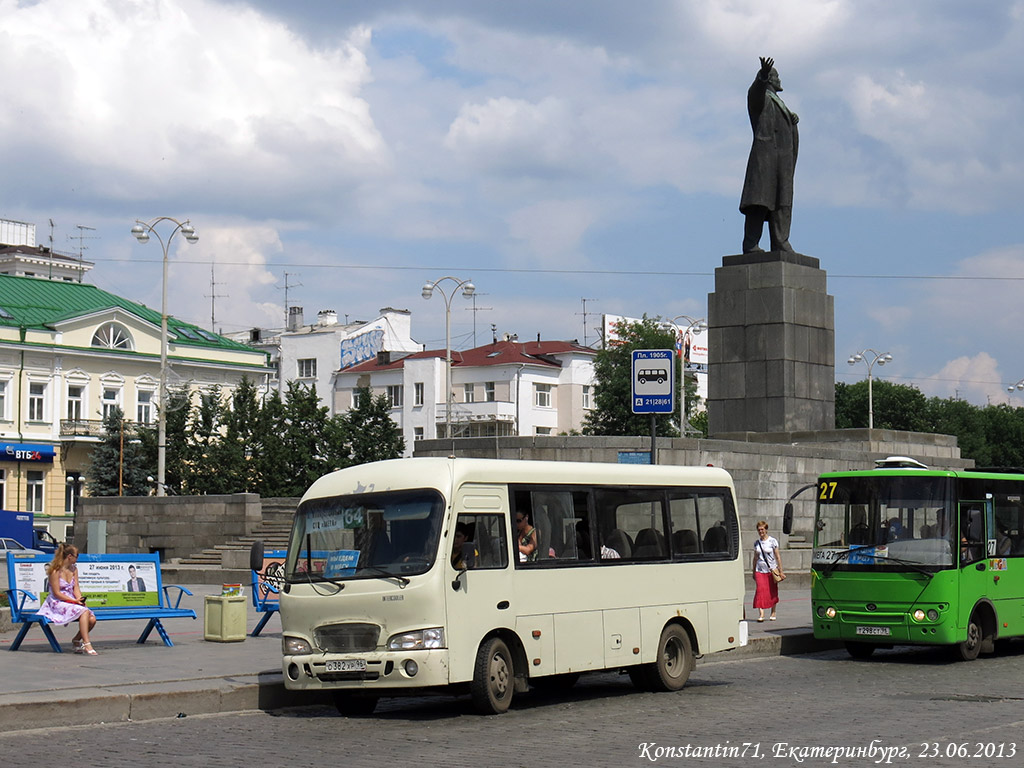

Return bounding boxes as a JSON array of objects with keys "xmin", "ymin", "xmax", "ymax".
[
  {"xmin": 438, "ymin": 400, "xmax": 516, "ymax": 424},
  {"xmin": 60, "ymin": 419, "xmax": 146, "ymax": 440}
]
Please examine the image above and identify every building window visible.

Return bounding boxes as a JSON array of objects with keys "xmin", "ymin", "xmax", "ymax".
[
  {"xmin": 27, "ymin": 470, "xmax": 44, "ymax": 513},
  {"xmin": 0, "ymin": 380, "xmax": 6, "ymax": 419},
  {"xmin": 534, "ymin": 383, "xmax": 552, "ymax": 408},
  {"xmin": 0, "ymin": 468, "xmax": 5, "ymax": 507},
  {"xmin": 535, "ymin": 427, "xmax": 552, "ymax": 436},
  {"xmin": 298, "ymin": 358, "xmax": 317, "ymax": 378},
  {"xmin": 485, "ymin": 381, "xmax": 496, "ymax": 402},
  {"xmin": 28, "ymin": 382, "xmax": 46, "ymax": 421},
  {"xmin": 464, "ymin": 383, "xmax": 475, "ymax": 403},
  {"xmin": 386, "ymin": 385, "xmax": 404, "ymax": 408},
  {"xmin": 66, "ymin": 473, "xmax": 82, "ymax": 514},
  {"xmin": 67, "ymin": 385, "xmax": 84, "ymax": 421},
  {"xmin": 137, "ymin": 390, "xmax": 154, "ymax": 423},
  {"xmin": 582, "ymin": 384, "xmax": 592, "ymax": 409},
  {"xmin": 91, "ymin": 322, "xmax": 134, "ymax": 350},
  {"xmin": 101, "ymin": 388, "xmax": 120, "ymax": 420},
  {"xmin": 414, "ymin": 427, "xmax": 424, "ymax": 441},
  {"xmin": 353, "ymin": 388, "xmax": 363, "ymax": 409},
  {"xmin": 414, "ymin": 382, "xmax": 424, "ymax": 406}
]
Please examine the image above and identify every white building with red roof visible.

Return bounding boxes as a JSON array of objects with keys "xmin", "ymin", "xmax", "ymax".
[{"xmin": 334, "ymin": 336, "xmax": 596, "ymax": 455}]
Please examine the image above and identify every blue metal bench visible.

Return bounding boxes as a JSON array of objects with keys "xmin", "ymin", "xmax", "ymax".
[
  {"xmin": 250, "ymin": 549, "xmax": 284, "ymax": 637},
  {"xmin": 5, "ymin": 552, "xmax": 197, "ymax": 652}
]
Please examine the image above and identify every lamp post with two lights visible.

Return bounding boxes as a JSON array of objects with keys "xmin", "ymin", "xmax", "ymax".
[
  {"xmin": 422, "ymin": 276, "xmax": 475, "ymax": 439},
  {"xmin": 848, "ymin": 349, "xmax": 892, "ymax": 429}
]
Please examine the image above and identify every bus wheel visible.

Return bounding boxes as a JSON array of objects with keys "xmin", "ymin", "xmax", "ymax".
[
  {"xmin": 647, "ymin": 624, "xmax": 694, "ymax": 692},
  {"xmin": 844, "ymin": 642, "xmax": 875, "ymax": 659},
  {"xmin": 471, "ymin": 637, "xmax": 514, "ymax": 714},
  {"xmin": 332, "ymin": 694, "xmax": 378, "ymax": 717},
  {"xmin": 957, "ymin": 616, "xmax": 983, "ymax": 661}
]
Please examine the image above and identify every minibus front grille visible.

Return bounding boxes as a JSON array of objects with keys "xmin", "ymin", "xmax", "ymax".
[{"xmin": 314, "ymin": 622, "xmax": 381, "ymax": 652}]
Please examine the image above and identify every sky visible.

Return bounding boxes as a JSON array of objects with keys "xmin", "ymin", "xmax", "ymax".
[{"xmin": 2, "ymin": 0, "xmax": 1024, "ymax": 406}]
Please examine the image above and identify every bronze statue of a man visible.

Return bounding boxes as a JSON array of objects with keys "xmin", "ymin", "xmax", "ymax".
[{"xmin": 740, "ymin": 56, "xmax": 799, "ymax": 254}]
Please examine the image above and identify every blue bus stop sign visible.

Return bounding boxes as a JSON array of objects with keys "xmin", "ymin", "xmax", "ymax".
[{"xmin": 631, "ymin": 349, "xmax": 674, "ymax": 414}]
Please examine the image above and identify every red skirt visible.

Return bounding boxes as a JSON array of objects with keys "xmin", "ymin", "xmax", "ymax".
[{"xmin": 753, "ymin": 570, "xmax": 779, "ymax": 609}]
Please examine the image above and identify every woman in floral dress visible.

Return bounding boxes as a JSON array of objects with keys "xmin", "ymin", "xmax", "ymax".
[{"xmin": 38, "ymin": 543, "xmax": 98, "ymax": 655}]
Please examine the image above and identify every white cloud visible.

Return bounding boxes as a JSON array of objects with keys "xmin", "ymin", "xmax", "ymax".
[
  {"xmin": 505, "ymin": 199, "xmax": 599, "ymax": 264},
  {"xmin": 0, "ymin": 0, "xmax": 388, "ymax": 217},
  {"xmin": 923, "ymin": 352, "xmax": 1004, "ymax": 404}
]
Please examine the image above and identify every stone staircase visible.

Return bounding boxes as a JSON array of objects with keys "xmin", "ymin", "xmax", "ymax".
[{"xmin": 161, "ymin": 499, "xmax": 297, "ymax": 585}]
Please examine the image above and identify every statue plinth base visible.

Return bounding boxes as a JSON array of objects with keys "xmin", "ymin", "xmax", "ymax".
[{"xmin": 707, "ymin": 250, "xmax": 835, "ymax": 436}]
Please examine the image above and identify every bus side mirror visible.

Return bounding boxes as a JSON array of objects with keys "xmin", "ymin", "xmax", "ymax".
[
  {"xmin": 249, "ymin": 540, "xmax": 265, "ymax": 572},
  {"xmin": 783, "ymin": 503, "xmax": 794, "ymax": 535}
]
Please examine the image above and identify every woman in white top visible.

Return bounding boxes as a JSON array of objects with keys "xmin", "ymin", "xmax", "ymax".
[{"xmin": 751, "ymin": 521, "xmax": 784, "ymax": 621}]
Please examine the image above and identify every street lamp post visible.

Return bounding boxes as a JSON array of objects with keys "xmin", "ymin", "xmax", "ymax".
[
  {"xmin": 1006, "ymin": 379, "xmax": 1024, "ymax": 401},
  {"xmin": 131, "ymin": 217, "xmax": 199, "ymax": 496},
  {"xmin": 848, "ymin": 349, "xmax": 892, "ymax": 429},
  {"xmin": 669, "ymin": 315, "xmax": 707, "ymax": 437},
  {"xmin": 422, "ymin": 276, "xmax": 475, "ymax": 439}
]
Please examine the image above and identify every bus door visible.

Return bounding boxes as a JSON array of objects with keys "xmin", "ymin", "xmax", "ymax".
[
  {"xmin": 957, "ymin": 499, "xmax": 994, "ymax": 629},
  {"xmin": 445, "ymin": 485, "xmax": 513, "ymax": 682}
]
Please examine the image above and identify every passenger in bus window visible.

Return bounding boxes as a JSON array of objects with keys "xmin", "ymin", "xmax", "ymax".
[
  {"xmin": 752, "ymin": 521, "xmax": 783, "ymax": 622},
  {"xmin": 516, "ymin": 511, "xmax": 538, "ymax": 562},
  {"xmin": 451, "ymin": 523, "xmax": 477, "ymax": 570}
]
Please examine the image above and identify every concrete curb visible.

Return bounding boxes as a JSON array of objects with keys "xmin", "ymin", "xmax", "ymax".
[
  {"xmin": 0, "ymin": 633, "xmax": 832, "ymax": 734},
  {"xmin": 0, "ymin": 606, "xmax": 11, "ymax": 633},
  {"xmin": 0, "ymin": 672, "xmax": 333, "ymax": 734}
]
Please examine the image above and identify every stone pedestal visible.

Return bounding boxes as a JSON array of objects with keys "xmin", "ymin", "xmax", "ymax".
[{"xmin": 707, "ymin": 251, "xmax": 834, "ymax": 436}]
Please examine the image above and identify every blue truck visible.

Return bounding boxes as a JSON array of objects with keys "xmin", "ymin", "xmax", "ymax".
[{"xmin": 0, "ymin": 510, "xmax": 56, "ymax": 553}]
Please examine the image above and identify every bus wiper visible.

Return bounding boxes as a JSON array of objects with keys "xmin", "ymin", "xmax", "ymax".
[
  {"xmin": 822, "ymin": 548, "xmax": 853, "ymax": 576},
  {"xmin": 357, "ymin": 565, "xmax": 410, "ymax": 587},
  {"xmin": 866, "ymin": 555, "xmax": 935, "ymax": 578}
]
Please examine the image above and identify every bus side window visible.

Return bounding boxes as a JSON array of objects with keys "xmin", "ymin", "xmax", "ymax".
[{"xmin": 455, "ymin": 513, "xmax": 508, "ymax": 569}]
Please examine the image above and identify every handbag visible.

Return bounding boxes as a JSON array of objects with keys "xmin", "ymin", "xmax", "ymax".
[{"xmin": 758, "ymin": 540, "xmax": 785, "ymax": 582}]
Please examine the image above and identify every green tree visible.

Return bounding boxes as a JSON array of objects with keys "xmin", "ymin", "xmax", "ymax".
[
  {"xmin": 835, "ymin": 379, "xmax": 929, "ymax": 431},
  {"xmin": 280, "ymin": 381, "xmax": 332, "ymax": 495},
  {"xmin": 335, "ymin": 386, "xmax": 405, "ymax": 466},
  {"xmin": 215, "ymin": 376, "xmax": 262, "ymax": 492},
  {"xmin": 583, "ymin": 315, "xmax": 683, "ymax": 437},
  {"xmin": 85, "ymin": 406, "xmax": 150, "ymax": 496},
  {"xmin": 185, "ymin": 386, "xmax": 229, "ymax": 494},
  {"xmin": 253, "ymin": 389, "xmax": 292, "ymax": 497}
]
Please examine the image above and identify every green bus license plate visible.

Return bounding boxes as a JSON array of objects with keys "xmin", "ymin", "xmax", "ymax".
[
  {"xmin": 855, "ymin": 626, "xmax": 891, "ymax": 636},
  {"xmin": 326, "ymin": 659, "xmax": 367, "ymax": 672}
]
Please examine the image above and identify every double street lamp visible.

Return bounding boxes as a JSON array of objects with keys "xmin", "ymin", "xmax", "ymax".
[
  {"xmin": 131, "ymin": 217, "xmax": 199, "ymax": 496},
  {"xmin": 669, "ymin": 315, "xmax": 707, "ymax": 437},
  {"xmin": 848, "ymin": 348, "xmax": 892, "ymax": 429},
  {"xmin": 422, "ymin": 276, "xmax": 475, "ymax": 439}
]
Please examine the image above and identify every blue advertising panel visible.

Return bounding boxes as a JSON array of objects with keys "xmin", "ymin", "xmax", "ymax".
[{"xmin": 631, "ymin": 349, "xmax": 674, "ymax": 414}]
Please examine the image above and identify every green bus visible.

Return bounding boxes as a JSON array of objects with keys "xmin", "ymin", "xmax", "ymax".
[{"xmin": 793, "ymin": 457, "xmax": 1024, "ymax": 660}]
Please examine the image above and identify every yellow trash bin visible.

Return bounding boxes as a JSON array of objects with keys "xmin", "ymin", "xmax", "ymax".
[{"xmin": 204, "ymin": 594, "xmax": 247, "ymax": 642}]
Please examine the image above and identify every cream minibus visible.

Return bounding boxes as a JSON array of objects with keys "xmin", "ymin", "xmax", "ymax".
[{"xmin": 265, "ymin": 457, "xmax": 747, "ymax": 715}]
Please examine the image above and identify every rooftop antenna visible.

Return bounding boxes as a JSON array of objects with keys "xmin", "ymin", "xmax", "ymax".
[
  {"xmin": 578, "ymin": 297, "xmax": 598, "ymax": 346},
  {"xmin": 70, "ymin": 225, "xmax": 98, "ymax": 283},
  {"xmin": 464, "ymin": 291, "xmax": 492, "ymax": 347},
  {"xmin": 278, "ymin": 271, "xmax": 302, "ymax": 328},
  {"xmin": 205, "ymin": 262, "xmax": 228, "ymax": 332},
  {"xmin": 48, "ymin": 219, "xmax": 56, "ymax": 279}
]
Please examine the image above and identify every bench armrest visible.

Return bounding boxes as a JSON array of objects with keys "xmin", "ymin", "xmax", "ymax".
[
  {"xmin": 162, "ymin": 584, "xmax": 193, "ymax": 609},
  {"xmin": 5, "ymin": 588, "xmax": 39, "ymax": 621}
]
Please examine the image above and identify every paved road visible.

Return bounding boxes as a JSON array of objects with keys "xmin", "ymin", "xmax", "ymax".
[{"xmin": 6, "ymin": 642, "xmax": 1023, "ymax": 767}]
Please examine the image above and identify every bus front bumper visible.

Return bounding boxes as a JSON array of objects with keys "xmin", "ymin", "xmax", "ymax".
[
  {"xmin": 812, "ymin": 606, "xmax": 960, "ymax": 646},
  {"xmin": 282, "ymin": 649, "xmax": 450, "ymax": 691}
]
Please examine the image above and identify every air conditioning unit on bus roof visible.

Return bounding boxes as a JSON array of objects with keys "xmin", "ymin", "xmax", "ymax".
[{"xmin": 874, "ymin": 456, "xmax": 928, "ymax": 469}]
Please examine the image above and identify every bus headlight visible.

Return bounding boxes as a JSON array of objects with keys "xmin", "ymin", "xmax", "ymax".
[
  {"xmin": 927, "ymin": 609, "xmax": 939, "ymax": 622},
  {"xmin": 387, "ymin": 627, "xmax": 446, "ymax": 650},
  {"xmin": 824, "ymin": 606, "xmax": 836, "ymax": 619},
  {"xmin": 283, "ymin": 635, "xmax": 313, "ymax": 655},
  {"xmin": 913, "ymin": 609, "xmax": 926, "ymax": 622}
]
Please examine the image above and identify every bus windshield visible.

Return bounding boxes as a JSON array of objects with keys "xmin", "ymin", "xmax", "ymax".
[
  {"xmin": 286, "ymin": 488, "xmax": 445, "ymax": 583},
  {"xmin": 813, "ymin": 474, "xmax": 954, "ymax": 570}
]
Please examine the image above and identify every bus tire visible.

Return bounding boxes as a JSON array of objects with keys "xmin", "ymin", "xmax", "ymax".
[
  {"xmin": 956, "ymin": 615, "xmax": 983, "ymax": 661},
  {"xmin": 844, "ymin": 642, "xmax": 875, "ymax": 659},
  {"xmin": 332, "ymin": 693, "xmax": 378, "ymax": 717},
  {"xmin": 646, "ymin": 624, "xmax": 694, "ymax": 692},
  {"xmin": 471, "ymin": 637, "xmax": 514, "ymax": 714}
]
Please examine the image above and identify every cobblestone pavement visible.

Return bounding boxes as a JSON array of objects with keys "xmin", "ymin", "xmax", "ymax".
[{"xmin": 6, "ymin": 643, "xmax": 1024, "ymax": 768}]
